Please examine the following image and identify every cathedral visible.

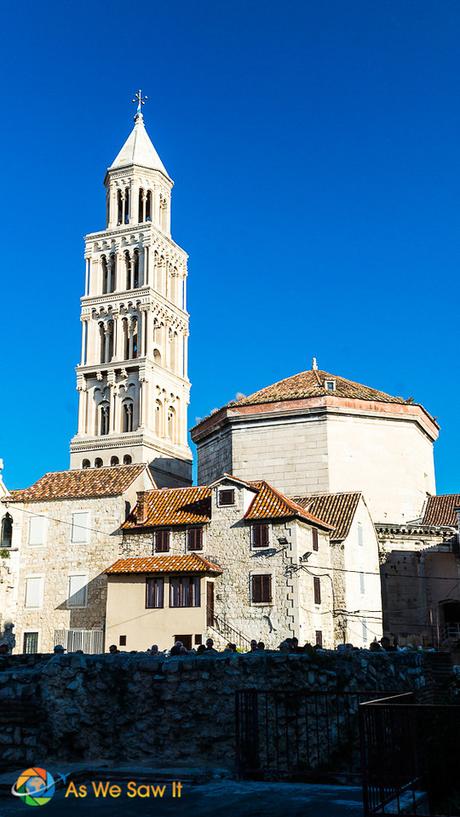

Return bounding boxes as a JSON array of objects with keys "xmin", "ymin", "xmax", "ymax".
[
  {"xmin": 0, "ymin": 97, "xmax": 459, "ymax": 655},
  {"xmin": 69, "ymin": 92, "xmax": 192, "ymax": 488}
]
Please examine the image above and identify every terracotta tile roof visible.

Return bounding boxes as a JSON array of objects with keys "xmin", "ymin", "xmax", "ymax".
[
  {"xmin": 7, "ymin": 464, "xmax": 149, "ymax": 502},
  {"xmin": 122, "ymin": 486, "xmax": 212, "ymax": 528},
  {"xmin": 106, "ymin": 554, "xmax": 222, "ymax": 575},
  {"xmin": 422, "ymin": 494, "xmax": 460, "ymax": 528},
  {"xmin": 231, "ymin": 368, "xmax": 409, "ymax": 407},
  {"xmin": 246, "ymin": 481, "xmax": 333, "ymax": 529},
  {"xmin": 292, "ymin": 492, "xmax": 362, "ymax": 541}
]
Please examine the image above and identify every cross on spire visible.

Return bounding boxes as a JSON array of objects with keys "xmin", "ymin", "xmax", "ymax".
[{"xmin": 132, "ymin": 89, "xmax": 148, "ymax": 117}]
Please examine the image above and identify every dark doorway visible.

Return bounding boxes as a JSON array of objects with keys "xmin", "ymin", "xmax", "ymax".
[
  {"xmin": 441, "ymin": 601, "xmax": 460, "ymax": 639},
  {"xmin": 207, "ymin": 582, "xmax": 214, "ymax": 627}
]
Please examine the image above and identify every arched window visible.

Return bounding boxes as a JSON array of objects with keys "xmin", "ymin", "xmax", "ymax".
[
  {"xmin": 123, "ymin": 400, "xmax": 134, "ymax": 433},
  {"xmin": 125, "ymin": 251, "xmax": 131, "ymax": 290},
  {"xmin": 117, "ymin": 190, "xmax": 123, "ymax": 225},
  {"xmin": 107, "ymin": 321, "xmax": 114, "ymax": 363},
  {"xmin": 95, "ymin": 457, "xmax": 103, "ymax": 468},
  {"xmin": 110, "ymin": 456, "xmax": 119, "ymax": 466},
  {"xmin": 123, "ymin": 318, "xmax": 129, "ymax": 360},
  {"xmin": 155, "ymin": 400, "xmax": 162, "ymax": 436},
  {"xmin": 132, "ymin": 318, "xmax": 138, "ymax": 359},
  {"xmin": 138, "ymin": 188, "xmax": 144, "ymax": 223},
  {"xmin": 154, "ymin": 348, "xmax": 161, "ymax": 364},
  {"xmin": 1, "ymin": 513, "xmax": 13, "ymax": 548},
  {"xmin": 133, "ymin": 250, "xmax": 140, "ymax": 289},
  {"xmin": 146, "ymin": 190, "xmax": 152, "ymax": 222},
  {"xmin": 101, "ymin": 255, "xmax": 108, "ymax": 294},
  {"xmin": 99, "ymin": 402, "xmax": 110, "ymax": 436},
  {"xmin": 124, "ymin": 187, "xmax": 130, "ymax": 224},
  {"xmin": 123, "ymin": 454, "xmax": 132, "ymax": 465},
  {"xmin": 170, "ymin": 330, "xmax": 177, "ymax": 372},
  {"xmin": 99, "ymin": 322, "xmax": 105, "ymax": 364},
  {"xmin": 167, "ymin": 407, "xmax": 176, "ymax": 441},
  {"xmin": 82, "ymin": 459, "xmax": 90, "ymax": 469},
  {"xmin": 109, "ymin": 253, "xmax": 116, "ymax": 292}
]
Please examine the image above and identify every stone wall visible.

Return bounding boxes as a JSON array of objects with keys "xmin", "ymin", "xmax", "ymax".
[{"xmin": 0, "ymin": 650, "xmax": 434, "ymax": 771}]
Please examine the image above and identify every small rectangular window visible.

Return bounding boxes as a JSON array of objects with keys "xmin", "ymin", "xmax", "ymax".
[
  {"xmin": 313, "ymin": 576, "xmax": 321, "ymax": 605},
  {"xmin": 359, "ymin": 572, "xmax": 365, "ymax": 595},
  {"xmin": 154, "ymin": 530, "xmax": 170, "ymax": 553},
  {"xmin": 252, "ymin": 524, "xmax": 270, "ymax": 548},
  {"xmin": 28, "ymin": 516, "xmax": 47, "ymax": 546},
  {"xmin": 71, "ymin": 511, "xmax": 90, "ymax": 544},
  {"xmin": 315, "ymin": 630, "xmax": 323, "ymax": 648},
  {"xmin": 119, "ymin": 635, "xmax": 127, "ymax": 647},
  {"xmin": 146, "ymin": 577, "xmax": 164, "ymax": 608},
  {"xmin": 358, "ymin": 522, "xmax": 364, "ymax": 547},
  {"xmin": 194, "ymin": 634, "xmax": 202, "ymax": 645},
  {"xmin": 312, "ymin": 528, "xmax": 319, "ymax": 551},
  {"xmin": 251, "ymin": 574, "xmax": 272, "ymax": 604},
  {"xmin": 25, "ymin": 577, "xmax": 43, "ymax": 609},
  {"xmin": 325, "ymin": 380, "xmax": 336, "ymax": 392},
  {"xmin": 23, "ymin": 632, "xmax": 39, "ymax": 654},
  {"xmin": 68, "ymin": 575, "xmax": 88, "ymax": 608},
  {"xmin": 170, "ymin": 576, "xmax": 201, "ymax": 608},
  {"xmin": 187, "ymin": 527, "xmax": 203, "ymax": 551},
  {"xmin": 218, "ymin": 489, "xmax": 235, "ymax": 507}
]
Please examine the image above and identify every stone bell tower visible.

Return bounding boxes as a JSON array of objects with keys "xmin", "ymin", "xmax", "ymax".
[{"xmin": 70, "ymin": 92, "xmax": 192, "ymax": 487}]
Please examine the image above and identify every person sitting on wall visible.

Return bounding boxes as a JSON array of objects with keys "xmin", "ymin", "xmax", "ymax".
[
  {"xmin": 279, "ymin": 639, "xmax": 291, "ymax": 652},
  {"xmin": 148, "ymin": 644, "xmax": 160, "ymax": 655},
  {"xmin": 0, "ymin": 641, "xmax": 9, "ymax": 655},
  {"xmin": 170, "ymin": 640, "xmax": 189, "ymax": 656},
  {"xmin": 205, "ymin": 638, "xmax": 218, "ymax": 653},
  {"xmin": 53, "ymin": 644, "xmax": 65, "ymax": 654},
  {"xmin": 369, "ymin": 639, "xmax": 383, "ymax": 652},
  {"xmin": 196, "ymin": 644, "xmax": 207, "ymax": 654},
  {"xmin": 247, "ymin": 640, "xmax": 258, "ymax": 653},
  {"xmin": 257, "ymin": 642, "xmax": 265, "ymax": 651},
  {"xmin": 108, "ymin": 644, "xmax": 119, "ymax": 654}
]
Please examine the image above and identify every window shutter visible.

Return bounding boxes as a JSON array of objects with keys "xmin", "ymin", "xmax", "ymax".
[
  {"xmin": 263, "ymin": 574, "xmax": 272, "ymax": 603},
  {"xmin": 29, "ymin": 516, "xmax": 47, "ymax": 546},
  {"xmin": 312, "ymin": 529, "xmax": 319, "ymax": 551},
  {"xmin": 314, "ymin": 576, "xmax": 321, "ymax": 605},
  {"xmin": 25, "ymin": 577, "xmax": 43, "ymax": 608},
  {"xmin": 252, "ymin": 575, "xmax": 261, "ymax": 603},
  {"xmin": 71, "ymin": 512, "xmax": 90, "ymax": 544},
  {"xmin": 68, "ymin": 575, "xmax": 88, "ymax": 608}
]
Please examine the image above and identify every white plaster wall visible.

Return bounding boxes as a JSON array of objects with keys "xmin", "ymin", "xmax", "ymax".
[
  {"xmin": 342, "ymin": 499, "xmax": 383, "ymax": 647},
  {"xmin": 326, "ymin": 413, "xmax": 436, "ymax": 523}
]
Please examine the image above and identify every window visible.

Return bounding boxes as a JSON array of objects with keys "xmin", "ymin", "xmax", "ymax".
[
  {"xmin": 170, "ymin": 576, "xmax": 200, "ymax": 608},
  {"xmin": 154, "ymin": 530, "xmax": 170, "ymax": 553},
  {"xmin": 187, "ymin": 527, "xmax": 203, "ymax": 551},
  {"xmin": 123, "ymin": 400, "xmax": 134, "ymax": 433},
  {"xmin": 71, "ymin": 512, "xmax": 90, "ymax": 544},
  {"xmin": 123, "ymin": 454, "xmax": 132, "ymax": 465},
  {"xmin": 194, "ymin": 634, "xmax": 202, "ymax": 645},
  {"xmin": 119, "ymin": 635, "xmax": 127, "ymax": 647},
  {"xmin": 325, "ymin": 379, "xmax": 336, "ymax": 392},
  {"xmin": 82, "ymin": 459, "xmax": 90, "ymax": 469},
  {"xmin": 95, "ymin": 458, "xmax": 103, "ymax": 468},
  {"xmin": 251, "ymin": 574, "xmax": 272, "ymax": 604},
  {"xmin": 252, "ymin": 524, "xmax": 270, "ymax": 548},
  {"xmin": 312, "ymin": 528, "xmax": 319, "ymax": 551},
  {"xmin": 313, "ymin": 576, "xmax": 321, "ymax": 605},
  {"xmin": 359, "ymin": 572, "xmax": 365, "ymax": 595},
  {"xmin": 68, "ymin": 575, "xmax": 88, "ymax": 608},
  {"xmin": 28, "ymin": 516, "xmax": 47, "ymax": 546},
  {"xmin": 25, "ymin": 577, "xmax": 43, "ymax": 609},
  {"xmin": 110, "ymin": 456, "xmax": 119, "ymax": 466},
  {"xmin": 357, "ymin": 522, "xmax": 364, "ymax": 547},
  {"xmin": 23, "ymin": 632, "xmax": 39, "ymax": 654},
  {"xmin": 1, "ymin": 513, "xmax": 13, "ymax": 547},
  {"xmin": 146, "ymin": 577, "xmax": 164, "ymax": 608},
  {"xmin": 315, "ymin": 630, "xmax": 323, "ymax": 648},
  {"xmin": 99, "ymin": 402, "xmax": 110, "ymax": 435},
  {"xmin": 218, "ymin": 489, "xmax": 235, "ymax": 507}
]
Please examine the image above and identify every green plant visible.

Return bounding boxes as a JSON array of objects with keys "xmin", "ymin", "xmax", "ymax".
[{"xmin": 0, "ymin": 548, "xmax": 10, "ymax": 559}]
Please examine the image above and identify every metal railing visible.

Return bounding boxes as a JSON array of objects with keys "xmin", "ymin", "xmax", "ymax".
[
  {"xmin": 360, "ymin": 692, "xmax": 460, "ymax": 816},
  {"xmin": 207, "ymin": 608, "xmax": 252, "ymax": 650},
  {"xmin": 236, "ymin": 688, "xmax": 394, "ymax": 782}
]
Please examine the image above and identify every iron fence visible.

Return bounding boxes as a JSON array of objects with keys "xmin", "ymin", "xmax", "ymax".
[
  {"xmin": 360, "ymin": 693, "xmax": 460, "ymax": 816},
  {"xmin": 236, "ymin": 688, "xmax": 393, "ymax": 782}
]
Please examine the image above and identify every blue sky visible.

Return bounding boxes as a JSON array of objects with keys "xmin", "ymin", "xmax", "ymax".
[{"xmin": 0, "ymin": 0, "xmax": 458, "ymax": 491}]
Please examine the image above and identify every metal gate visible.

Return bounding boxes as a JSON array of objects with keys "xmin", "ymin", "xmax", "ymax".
[{"xmin": 236, "ymin": 688, "xmax": 391, "ymax": 782}]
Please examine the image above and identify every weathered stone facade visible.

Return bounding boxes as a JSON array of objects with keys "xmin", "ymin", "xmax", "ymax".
[{"xmin": 0, "ymin": 650, "xmax": 436, "ymax": 770}]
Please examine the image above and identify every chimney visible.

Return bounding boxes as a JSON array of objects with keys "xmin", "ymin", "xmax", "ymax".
[{"xmin": 136, "ymin": 491, "xmax": 148, "ymax": 525}]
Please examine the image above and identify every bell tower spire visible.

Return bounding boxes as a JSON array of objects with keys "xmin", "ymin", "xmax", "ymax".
[{"xmin": 70, "ymin": 95, "xmax": 192, "ymax": 487}]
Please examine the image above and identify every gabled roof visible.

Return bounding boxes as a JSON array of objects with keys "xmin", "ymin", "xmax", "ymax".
[
  {"xmin": 7, "ymin": 464, "xmax": 151, "ymax": 503},
  {"xmin": 247, "ymin": 481, "xmax": 333, "ymax": 530},
  {"xmin": 109, "ymin": 113, "xmax": 170, "ymax": 178},
  {"xmin": 106, "ymin": 554, "xmax": 222, "ymax": 575},
  {"xmin": 232, "ymin": 368, "xmax": 409, "ymax": 407},
  {"xmin": 293, "ymin": 492, "xmax": 362, "ymax": 542},
  {"xmin": 123, "ymin": 486, "xmax": 212, "ymax": 528},
  {"xmin": 422, "ymin": 494, "xmax": 460, "ymax": 528},
  {"xmin": 122, "ymin": 479, "xmax": 333, "ymax": 530}
]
